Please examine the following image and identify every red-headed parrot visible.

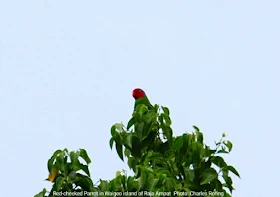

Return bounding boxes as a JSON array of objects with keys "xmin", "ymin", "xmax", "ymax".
[
  {"xmin": 132, "ymin": 88, "xmax": 153, "ymax": 110},
  {"xmin": 127, "ymin": 88, "xmax": 153, "ymax": 130}
]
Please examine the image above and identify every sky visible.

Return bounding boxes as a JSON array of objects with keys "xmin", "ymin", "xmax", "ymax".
[{"xmin": 0, "ymin": 0, "xmax": 279, "ymax": 196}]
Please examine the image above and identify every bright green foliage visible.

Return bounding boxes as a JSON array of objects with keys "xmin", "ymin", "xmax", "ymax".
[
  {"xmin": 127, "ymin": 96, "xmax": 154, "ymax": 130},
  {"xmin": 36, "ymin": 103, "xmax": 240, "ymax": 197},
  {"xmin": 35, "ymin": 149, "xmax": 96, "ymax": 197}
]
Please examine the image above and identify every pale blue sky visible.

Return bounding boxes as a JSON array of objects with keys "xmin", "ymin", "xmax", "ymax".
[{"xmin": 0, "ymin": 0, "xmax": 279, "ymax": 196}]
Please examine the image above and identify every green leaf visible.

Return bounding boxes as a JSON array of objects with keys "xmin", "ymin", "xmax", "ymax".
[
  {"xmin": 157, "ymin": 174, "xmax": 167, "ymax": 186},
  {"xmin": 127, "ymin": 176, "xmax": 135, "ymax": 191},
  {"xmin": 116, "ymin": 171, "xmax": 121, "ymax": 177},
  {"xmin": 192, "ymin": 142, "xmax": 203, "ymax": 164},
  {"xmin": 71, "ymin": 160, "xmax": 83, "ymax": 172},
  {"xmin": 116, "ymin": 175, "xmax": 124, "ymax": 191},
  {"xmin": 165, "ymin": 177, "xmax": 176, "ymax": 191},
  {"xmin": 224, "ymin": 191, "xmax": 231, "ymax": 197},
  {"xmin": 186, "ymin": 133, "xmax": 194, "ymax": 146},
  {"xmin": 155, "ymin": 169, "xmax": 171, "ymax": 176},
  {"xmin": 184, "ymin": 168, "xmax": 195, "ymax": 182},
  {"xmin": 141, "ymin": 123, "xmax": 153, "ymax": 140},
  {"xmin": 223, "ymin": 140, "xmax": 233, "ymax": 152},
  {"xmin": 148, "ymin": 153, "xmax": 167, "ymax": 167},
  {"xmin": 79, "ymin": 149, "xmax": 91, "ymax": 164},
  {"xmin": 99, "ymin": 179, "xmax": 109, "ymax": 191},
  {"xmin": 70, "ymin": 151, "xmax": 78, "ymax": 164},
  {"xmin": 162, "ymin": 126, "xmax": 173, "ymax": 143},
  {"xmin": 200, "ymin": 168, "xmax": 218, "ymax": 185},
  {"xmin": 47, "ymin": 149, "xmax": 62, "ymax": 172},
  {"xmin": 114, "ymin": 132, "xmax": 123, "ymax": 145},
  {"xmin": 134, "ymin": 122, "xmax": 144, "ymax": 139},
  {"xmin": 124, "ymin": 147, "xmax": 131, "ymax": 157},
  {"xmin": 111, "ymin": 125, "xmax": 117, "ymax": 136},
  {"xmin": 109, "ymin": 178, "xmax": 117, "ymax": 191},
  {"xmin": 56, "ymin": 152, "xmax": 66, "ymax": 167},
  {"xmin": 217, "ymin": 149, "xmax": 229, "ymax": 154},
  {"xmin": 173, "ymin": 136, "xmax": 183, "ymax": 151},
  {"xmin": 55, "ymin": 176, "xmax": 65, "ymax": 190},
  {"xmin": 128, "ymin": 157, "xmax": 138, "ymax": 172},
  {"xmin": 134, "ymin": 179, "xmax": 140, "ymax": 191},
  {"xmin": 204, "ymin": 145, "xmax": 215, "ymax": 157},
  {"xmin": 193, "ymin": 125, "xmax": 200, "ymax": 131},
  {"xmin": 139, "ymin": 168, "xmax": 148, "ymax": 190},
  {"xmin": 109, "ymin": 137, "xmax": 114, "ymax": 149},
  {"xmin": 224, "ymin": 176, "xmax": 234, "ymax": 193},
  {"xmin": 75, "ymin": 174, "xmax": 95, "ymax": 191},
  {"xmin": 147, "ymin": 178, "xmax": 159, "ymax": 191},
  {"xmin": 210, "ymin": 179, "xmax": 223, "ymax": 192},
  {"xmin": 161, "ymin": 143, "xmax": 172, "ymax": 158},
  {"xmin": 210, "ymin": 156, "xmax": 227, "ymax": 169},
  {"xmin": 222, "ymin": 169, "xmax": 229, "ymax": 182},
  {"xmin": 135, "ymin": 104, "xmax": 148, "ymax": 119},
  {"xmin": 121, "ymin": 175, "xmax": 127, "ymax": 190},
  {"xmin": 162, "ymin": 106, "xmax": 170, "ymax": 115},
  {"xmin": 148, "ymin": 152, "xmax": 165, "ymax": 160},
  {"xmin": 142, "ymin": 128, "xmax": 158, "ymax": 150},
  {"xmin": 195, "ymin": 130, "xmax": 203, "ymax": 144},
  {"xmin": 68, "ymin": 171, "xmax": 77, "ymax": 182},
  {"xmin": 34, "ymin": 188, "xmax": 47, "ymax": 197},
  {"xmin": 127, "ymin": 117, "xmax": 135, "ymax": 130},
  {"xmin": 227, "ymin": 165, "xmax": 240, "ymax": 178},
  {"xmin": 131, "ymin": 136, "xmax": 142, "ymax": 158},
  {"xmin": 123, "ymin": 134, "xmax": 133, "ymax": 150},
  {"xmin": 160, "ymin": 113, "xmax": 172, "ymax": 126},
  {"xmin": 145, "ymin": 111, "xmax": 157, "ymax": 123},
  {"xmin": 116, "ymin": 142, "xmax": 124, "ymax": 161},
  {"xmin": 158, "ymin": 114, "xmax": 164, "ymax": 125},
  {"xmin": 153, "ymin": 104, "xmax": 160, "ymax": 113},
  {"xmin": 79, "ymin": 163, "xmax": 91, "ymax": 177},
  {"xmin": 164, "ymin": 114, "xmax": 172, "ymax": 126}
]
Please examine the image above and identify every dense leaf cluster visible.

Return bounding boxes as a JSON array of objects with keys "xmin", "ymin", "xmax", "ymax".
[{"xmin": 35, "ymin": 104, "xmax": 239, "ymax": 197}]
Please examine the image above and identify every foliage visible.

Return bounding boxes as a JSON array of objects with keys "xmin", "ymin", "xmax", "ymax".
[
  {"xmin": 35, "ymin": 103, "xmax": 240, "ymax": 197},
  {"xmin": 35, "ymin": 149, "xmax": 96, "ymax": 197}
]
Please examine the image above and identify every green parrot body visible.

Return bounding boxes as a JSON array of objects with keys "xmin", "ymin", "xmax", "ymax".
[
  {"xmin": 132, "ymin": 88, "xmax": 153, "ymax": 110},
  {"xmin": 127, "ymin": 88, "xmax": 153, "ymax": 129},
  {"xmin": 131, "ymin": 88, "xmax": 159, "ymax": 150}
]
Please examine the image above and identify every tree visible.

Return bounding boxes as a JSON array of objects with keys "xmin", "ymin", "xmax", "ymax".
[{"xmin": 35, "ymin": 102, "xmax": 240, "ymax": 197}]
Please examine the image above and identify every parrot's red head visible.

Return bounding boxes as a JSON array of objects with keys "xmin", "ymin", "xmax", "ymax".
[{"xmin": 132, "ymin": 88, "xmax": 146, "ymax": 99}]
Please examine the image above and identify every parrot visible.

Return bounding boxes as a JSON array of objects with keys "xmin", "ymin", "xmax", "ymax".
[
  {"xmin": 127, "ymin": 88, "xmax": 153, "ymax": 130},
  {"xmin": 132, "ymin": 88, "xmax": 153, "ymax": 110},
  {"xmin": 131, "ymin": 88, "xmax": 160, "ymax": 150}
]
